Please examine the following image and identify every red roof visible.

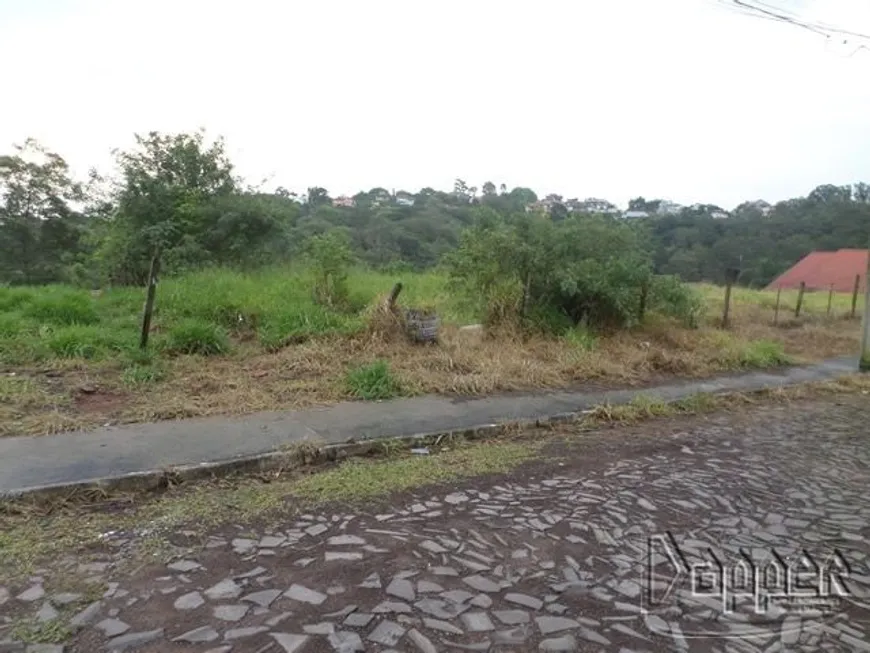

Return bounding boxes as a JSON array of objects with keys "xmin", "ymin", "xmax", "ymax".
[{"xmin": 767, "ymin": 249, "xmax": 868, "ymax": 294}]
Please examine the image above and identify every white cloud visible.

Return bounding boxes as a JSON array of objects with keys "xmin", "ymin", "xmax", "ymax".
[{"xmin": 2, "ymin": 0, "xmax": 869, "ymax": 209}]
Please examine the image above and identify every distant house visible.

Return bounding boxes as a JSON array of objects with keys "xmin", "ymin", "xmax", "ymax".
[
  {"xmin": 333, "ymin": 196, "xmax": 356, "ymax": 208},
  {"xmin": 395, "ymin": 192, "xmax": 416, "ymax": 207},
  {"xmin": 656, "ymin": 200, "xmax": 682, "ymax": 215},
  {"xmin": 766, "ymin": 249, "xmax": 868, "ymax": 294},
  {"xmin": 578, "ymin": 198, "xmax": 620, "ymax": 214},
  {"xmin": 711, "ymin": 210, "xmax": 730, "ymax": 220},
  {"xmin": 751, "ymin": 200, "xmax": 773, "ymax": 216},
  {"xmin": 622, "ymin": 210, "xmax": 649, "ymax": 219}
]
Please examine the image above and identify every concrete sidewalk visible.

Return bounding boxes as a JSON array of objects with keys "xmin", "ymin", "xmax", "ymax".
[{"xmin": 0, "ymin": 357, "xmax": 858, "ymax": 496}]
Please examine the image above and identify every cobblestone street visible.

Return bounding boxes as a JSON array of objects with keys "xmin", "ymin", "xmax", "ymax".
[{"xmin": 3, "ymin": 397, "xmax": 870, "ymax": 652}]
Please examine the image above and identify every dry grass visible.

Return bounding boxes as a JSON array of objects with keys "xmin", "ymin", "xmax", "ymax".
[
  {"xmin": 1, "ymin": 285, "xmax": 863, "ymax": 437},
  {"xmin": 3, "ymin": 373, "xmax": 869, "ymax": 583},
  {"xmin": 0, "ymin": 439, "xmax": 541, "ymax": 580}
]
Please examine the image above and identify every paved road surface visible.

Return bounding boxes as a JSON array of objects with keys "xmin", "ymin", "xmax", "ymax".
[{"xmin": 2, "ymin": 396, "xmax": 869, "ymax": 652}]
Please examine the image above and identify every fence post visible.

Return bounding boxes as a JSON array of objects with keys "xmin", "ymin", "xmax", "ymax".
[
  {"xmin": 638, "ymin": 280, "xmax": 649, "ymax": 323},
  {"xmin": 827, "ymin": 283, "xmax": 834, "ymax": 317},
  {"xmin": 773, "ymin": 287, "xmax": 782, "ymax": 326},
  {"xmin": 520, "ymin": 270, "xmax": 533, "ymax": 319},
  {"xmin": 861, "ymin": 252, "xmax": 870, "ymax": 371},
  {"xmin": 794, "ymin": 281, "xmax": 806, "ymax": 318},
  {"xmin": 852, "ymin": 274, "xmax": 861, "ymax": 319},
  {"xmin": 386, "ymin": 282, "xmax": 403, "ymax": 310},
  {"xmin": 721, "ymin": 267, "xmax": 739, "ymax": 328},
  {"xmin": 139, "ymin": 249, "xmax": 161, "ymax": 350}
]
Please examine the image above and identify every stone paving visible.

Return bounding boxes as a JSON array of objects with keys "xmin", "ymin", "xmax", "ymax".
[{"xmin": 2, "ymin": 398, "xmax": 870, "ymax": 652}]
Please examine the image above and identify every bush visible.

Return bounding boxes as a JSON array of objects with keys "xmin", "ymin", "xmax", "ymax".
[
  {"xmin": 163, "ymin": 319, "xmax": 230, "ymax": 356},
  {"xmin": 305, "ymin": 230, "xmax": 355, "ymax": 309},
  {"xmin": 345, "ymin": 360, "xmax": 402, "ymax": 400},
  {"xmin": 23, "ymin": 290, "xmax": 99, "ymax": 325},
  {"xmin": 445, "ymin": 211, "xmax": 659, "ymax": 331},
  {"xmin": 648, "ymin": 275, "xmax": 705, "ymax": 328}
]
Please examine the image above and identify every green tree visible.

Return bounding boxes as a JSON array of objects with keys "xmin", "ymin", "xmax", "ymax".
[
  {"xmin": 0, "ymin": 139, "xmax": 87, "ymax": 284},
  {"xmin": 305, "ymin": 229, "xmax": 355, "ymax": 308},
  {"xmin": 306, "ymin": 187, "xmax": 331, "ymax": 208},
  {"xmin": 98, "ymin": 130, "xmax": 236, "ymax": 284}
]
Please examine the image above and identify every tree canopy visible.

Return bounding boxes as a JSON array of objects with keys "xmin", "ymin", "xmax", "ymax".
[{"xmin": 2, "ymin": 131, "xmax": 869, "ymax": 289}]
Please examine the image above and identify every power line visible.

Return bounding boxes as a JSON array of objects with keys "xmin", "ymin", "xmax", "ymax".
[{"xmin": 712, "ymin": 0, "xmax": 870, "ymax": 45}]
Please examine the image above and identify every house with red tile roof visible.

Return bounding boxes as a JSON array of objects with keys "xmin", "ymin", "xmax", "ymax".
[{"xmin": 766, "ymin": 249, "xmax": 868, "ymax": 294}]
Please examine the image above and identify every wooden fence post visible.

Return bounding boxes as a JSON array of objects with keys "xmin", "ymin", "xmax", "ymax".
[
  {"xmin": 139, "ymin": 250, "xmax": 161, "ymax": 350},
  {"xmin": 827, "ymin": 283, "xmax": 834, "ymax": 317},
  {"xmin": 638, "ymin": 280, "xmax": 649, "ymax": 323},
  {"xmin": 773, "ymin": 287, "xmax": 782, "ymax": 326},
  {"xmin": 721, "ymin": 267, "xmax": 739, "ymax": 328},
  {"xmin": 852, "ymin": 274, "xmax": 861, "ymax": 319},
  {"xmin": 520, "ymin": 270, "xmax": 533, "ymax": 319},
  {"xmin": 794, "ymin": 281, "xmax": 806, "ymax": 318},
  {"xmin": 386, "ymin": 282, "xmax": 403, "ymax": 310}
]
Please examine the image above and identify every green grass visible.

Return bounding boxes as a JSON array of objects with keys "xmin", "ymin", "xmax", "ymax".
[
  {"xmin": 694, "ymin": 282, "xmax": 864, "ymax": 317},
  {"xmin": 121, "ymin": 363, "xmax": 166, "ymax": 387},
  {"xmin": 0, "ymin": 272, "xmax": 851, "ymax": 372},
  {"xmin": 345, "ymin": 359, "xmax": 403, "ymax": 400},
  {"xmin": 737, "ymin": 339, "xmax": 791, "ymax": 368},
  {"xmin": 163, "ymin": 319, "xmax": 230, "ymax": 356},
  {"xmin": 291, "ymin": 442, "xmax": 538, "ymax": 503},
  {"xmin": 0, "ymin": 266, "xmax": 472, "ymax": 366}
]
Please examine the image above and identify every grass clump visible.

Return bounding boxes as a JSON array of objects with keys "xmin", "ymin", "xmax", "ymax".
[
  {"xmin": 345, "ymin": 359, "xmax": 402, "ymax": 400},
  {"xmin": 0, "ymin": 286, "xmax": 35, "ymax": 311},
  {"xmin": 291, "ymin": 442, "xmax": 538, "ymax": 503},
  {"xmin": 563, "ymin": 325, "xmax": 598, "ymax": 352},
  {"xmin": 163, "ymin": 319, "xmax": 230, "ymax": 356},
  {"xmin": 45, "ymin": 325, "xmax": 129, "ymax": 359},
  {"xmin": 10, "ymin": 618, "xmax": 72, "ymax": 644},
  {"xmin": 588, "ymin": 394, "xmax": 675, "ymax": 423},
  {"xmin": 738, "ymin": 339, "xmax": 791, "ymax": 368},
  {"xmin": 22, "ymin": 289, "xmax": 99, "ymax": 326},
  {"xmin": 122, "ymin": 363, "xmax": 166, "ymax": 387}
]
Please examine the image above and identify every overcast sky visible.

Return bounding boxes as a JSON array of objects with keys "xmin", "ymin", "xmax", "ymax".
[{"xmin": 2, "ymin": 0, "xmax": 869, "ymax": 209}]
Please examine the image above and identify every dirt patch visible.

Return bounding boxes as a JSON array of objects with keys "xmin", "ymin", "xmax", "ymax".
[{"xmin": 73, "ymin": 388, "xmax": 130, "ymax": 416}]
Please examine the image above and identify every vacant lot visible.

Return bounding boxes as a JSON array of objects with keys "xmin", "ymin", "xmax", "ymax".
[{"xmin": 0, "ymin": 268, "xmax": 862, "ymax": 437}]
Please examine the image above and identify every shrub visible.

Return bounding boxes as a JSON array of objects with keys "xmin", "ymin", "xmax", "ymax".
[
  {"xmin": 163, "ymin": 319, "xmax": 230, "ymax": 356},
  {"xmin": 345, "ymin": 360, "xmax": 402, "ymax": 400},
  {"xmin": 23, "ymin": 290, "xmax": 99, "ymax": 325},
  {"xmin": 648, "ymin": 275, "xmax": 705, "ymax": 328},
  {"xmin": 445, "ymin": 211, "xmax": 659, "ymax": 331},
  {"xmin": 305, "ymin": 230, "xmax": 356, "ymax": 309}
]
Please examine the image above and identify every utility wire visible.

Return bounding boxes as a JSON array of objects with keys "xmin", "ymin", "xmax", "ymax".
[
  {"xmin": 711, "ymin": 0, "xmax": 870, "ymax": 56},
  {"xmin": 712, "ymin": 0, "xmax": 870, "ymax": 41}
]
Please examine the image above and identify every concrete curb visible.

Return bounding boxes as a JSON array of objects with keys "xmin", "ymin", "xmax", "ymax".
[{"xmin": 2, "ymin": 368, "xmax": 856, "ymax": 503}]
